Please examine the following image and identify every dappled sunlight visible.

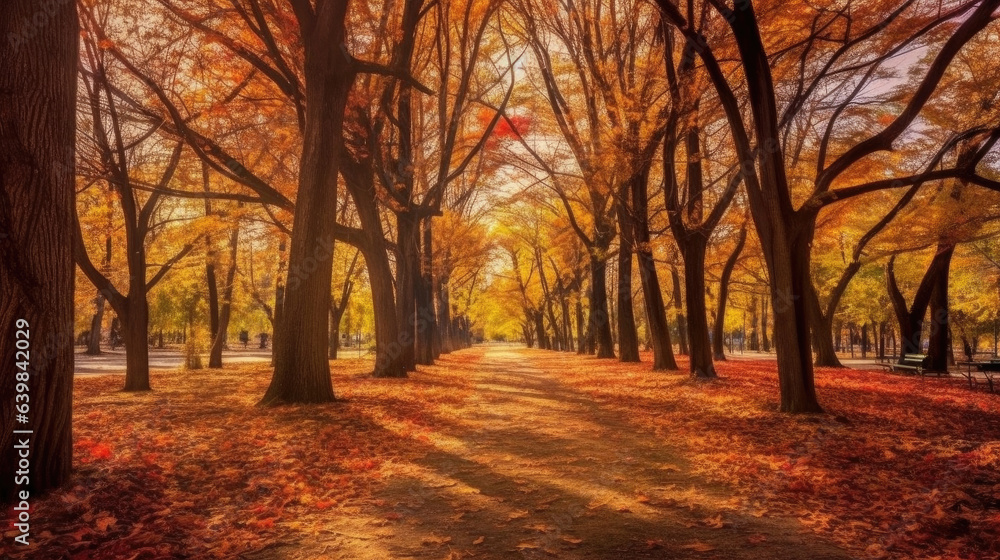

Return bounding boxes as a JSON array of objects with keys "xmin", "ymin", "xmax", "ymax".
[{"xmin": 549, "ymin": 350, "xmax": 1000, "ymax": 559}]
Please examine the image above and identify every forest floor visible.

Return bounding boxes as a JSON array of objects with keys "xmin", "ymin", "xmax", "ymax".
[{"xmin": 4, "ymin": 347, "xmax": 999, "ymax": 559}]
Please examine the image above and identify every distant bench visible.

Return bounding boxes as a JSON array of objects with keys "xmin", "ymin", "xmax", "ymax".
[
  {"xmin": 878, "ymin": 354, "xmax": 931, "ymax": 376},
  {"xmin": 957, "ymin": 359, "xmax": 999, "ymax": 392}
]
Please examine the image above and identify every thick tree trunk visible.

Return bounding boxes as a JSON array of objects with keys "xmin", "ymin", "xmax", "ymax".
[
  {"xmin": 534, "ymin": 311, "xmax": 549, "ymax": 350},
  {"xmin": 807, "ymin": 283, "xmax": 843, "ymax": 367},
  {"xmin": 765, "ymin": 225, "xmax": 822, "ymax": 413},
  {"xmin": 927, "ymin": 248, "xmax": 954, "ymax": 372},
  {"xmin": 121, "ymin": 296, "xmax": 151, "ymax": 392},
  {"xmin": 395, "ymin": 211, "xmax": 420, "ymax": 372},
  {"xmin": 669, "ymin": 266, "xmax": 688, "ymax": 355},
  {"xmin": 575, "ymin": 295, "xmax": 586, "ymax": 355},
  {"xmin": 366, "ymin": 245, "xmax": 407, "ymax": 378},
  {"xmin": 682, "ymin": 239, "xmax": 715, "ymax": 378},
  {"xmin": 588, "ymin": 256, "xmax": 616, "ymax": 359},
  {"xmin": 615, "ymin": 250, "xmax": 640, "ymax": 361},
  {"xmin": 635, "ymin": 249, "xmax": 677, "ymax": 370},
  {"xmin": 615, "ymin": 194, "xmax": 640, "ymax": 362},
  {"xmin": 887, "ymin": 244, "xmax": 955, "ymax": 361},
  {"xmin": 263, "ymin": 3, "xmax": 352, "ymax": 404},
  {"xmin": 416, "ymin": 218, "xmax": 436, "ymax": 364},
  {"xmin": 0, "ymin": 0, "xmax": 78, "ymax": 500}
]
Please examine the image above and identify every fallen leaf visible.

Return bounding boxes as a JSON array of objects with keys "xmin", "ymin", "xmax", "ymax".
[
  {"xmin": 681, "ymin": 541, "xmax": 716, "ymax": 552},
  {"xmin": 702, "ymin": 514, "xmax": 725, "ymax": 528},
  {"xmin": 421, "ymin": 534, "xmax": 452, "ymax": 546},
  {"xmin": 95, "ymin": 515, "xmax": 117, "ymax": 532}
]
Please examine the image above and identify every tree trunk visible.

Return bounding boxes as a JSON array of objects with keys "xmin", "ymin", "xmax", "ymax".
[
  {"xmin": 534, "ymin": 311, "xmax": 549, "ymax": 350},
  {"xmin": 86, "ymin": 292, "xmax": 106, "ymax": 355},
  {"xmin": 561, "ymin": 296, "xmax": 574, "ymax": 352},
  {"xmin": 86, "ymin": 236, "xmax": 113, "ymax": 355},
  {"xmin": 682, "ymin": 238, "xmax": 715, "ymax": 378},
  {"xmin": 761, "ymin": 296, "xmax": 771, "ymax": 352},
  {"xmin": 121, "ymin": 296, "xmax": 151, "ymax": 392},
  {"xmin": 713, "ymin": 226, "xmax": 746, "ymax": 361},
  {"xmin": 765, "ymin": 225, "xmax": 822, "ymax": 413},
  {"xmin": 416, "ymin": 218, "xmax": 436, "ymax": 365},
  {"xmin": 615, "ymin": 250, "xmax": 639, "ymax": 360},
  {"xmin": 430, "ymin": 257, "xmax": 444, "ymax": 358},
  {"xmin": 588, "ymin": 256, "xmax": 616, "ymax": 358},
  {"xmin": 927, "ymin": 247, "xmax": 954, "ymax": 372},
  {"xmin": 0, "ymin": 0, "xmax": 78, "ymax": 500},
  {"xmin": 615, "ymin": 192, "xmax": 640, "ymax": 362},
  {"xmin": 329, "ymin": 307, "xmax": 342, "ymax": 360},
  {"xmin": 636, "ymin": 250, "xmax": 677, "ymax": 370},
  {"xmin": 748, "ymin": 296, "xmax": 760, "ymax": 351},
  {"xmin": 575, "ymin": 295, "xmax": 586, "ymax": 355},
  {"xmin": 263, "ymin": 3, "xmax": 352, "ymax": 405},
  {"xmin": 670, "ymin": 266, "xmax": 688, "ymax": 355},
  {"xmin": 878, "ymin": 321, "xmax": 886, "ymax": 359},
  {"xmin": 807, "ymin": 282, "xmax": 843, "ymax": 367},
  {"xmin": 437, "ymin": 274, "xmax": 453, "ymax": 354},
  {"xmin": 206, "ymin": 252, "xmax": 220, "ymax": 352},
  {"xmin": 209, "ymin": 225, "xmax": 238, "ymax": 368},
  {"xmin": 366, "ymin": 245, "xmax": 407, "ymax": 378},
  {"xmin": 395, "ymin": 211, "xmax": 420, "ymax": 372},
  {"xmin": 887, "ymin": 245, "xmax": 954, "ymax": 361}
]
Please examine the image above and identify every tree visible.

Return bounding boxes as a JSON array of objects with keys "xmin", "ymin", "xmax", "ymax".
[
  {"xmin": 329, "ymin": 249, "xmax": 360, "ymax": 360},
  {"xmin": 663, "ymin": 29, "xmax": 744, "ymax": 377},
  {"xmin": 205, "ymin": 200, "xmax": 240, "ymax": 369},
  {"xmin": 346, "ymin": 0, "xmax": 510, "ymax": 372},
  {"xmin": 0, "ymin": 0, "xmax": 78, "ymax": 501},
  {"xmin": 714, "ymin": 221, "xmax": 748, "ymax": 360},
  {"xmin": 655, "ymin": 0, "xmax": 1000, "ymax": 412},
  {"xmin": 75, "ymin": 21, "xmax": 197, "ymax": 391}
]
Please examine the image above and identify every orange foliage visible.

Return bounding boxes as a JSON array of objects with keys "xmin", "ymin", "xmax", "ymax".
[
  {"xmin": 2, "ymin": 356, "xmax": 474, "ymax": 559},
  {"xmin": 548, "ymin": 352, "xmax": 1000, "ymax": 559},
  {"xmin": 4, "ymin": 349, "xmax": 998, "ymax": 559}
]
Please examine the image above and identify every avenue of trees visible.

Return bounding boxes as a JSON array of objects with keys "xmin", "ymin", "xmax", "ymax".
[{"xmin": 2, "ymin": 0, "xmax": 999, "ymax": 499}]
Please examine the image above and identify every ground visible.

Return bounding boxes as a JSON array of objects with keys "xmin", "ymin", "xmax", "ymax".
[{"xmin": 3, "ymin": 347, "xmax": 999, "ymax": 559}]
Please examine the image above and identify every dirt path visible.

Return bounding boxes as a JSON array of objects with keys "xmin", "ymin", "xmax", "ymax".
[{"xmin": 269, "ymin": 347, "xmax": 853, "ymax": 559}]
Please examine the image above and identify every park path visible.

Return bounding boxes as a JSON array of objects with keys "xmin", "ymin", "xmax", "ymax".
[{"xmin": 263, "ymin": 347, "xmax": 853, "ymax": 560}]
